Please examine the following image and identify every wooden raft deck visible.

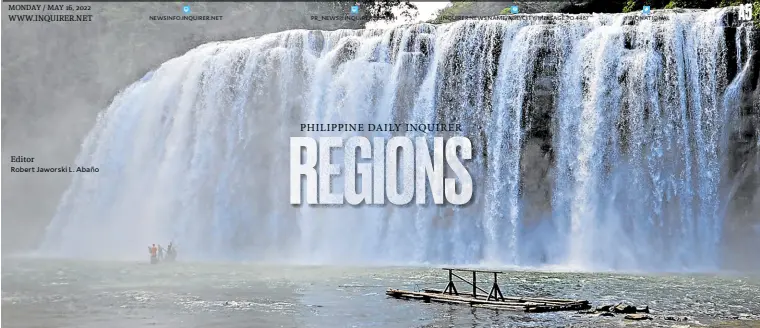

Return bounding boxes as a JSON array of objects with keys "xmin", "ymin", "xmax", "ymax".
[{"xmin": 386, "ymin": 268, "xmax": 591, "ymax": 313}]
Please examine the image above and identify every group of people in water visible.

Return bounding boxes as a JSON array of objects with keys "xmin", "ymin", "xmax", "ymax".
[{"xmin": 148, "ymin": 242, "xmax": 177, "ymax": 264}]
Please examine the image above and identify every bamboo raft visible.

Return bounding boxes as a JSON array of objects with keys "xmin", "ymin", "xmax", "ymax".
[{"xmin": 386, "ymin": 268, "xmax": 592, "ymax": 313}]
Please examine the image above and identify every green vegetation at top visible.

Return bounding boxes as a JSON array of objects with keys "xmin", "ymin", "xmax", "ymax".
[
  {"xmin": 586, "ymin": 0, "xmax": 758, "ymax": 25},
  {"xmin": 429, "ymin": 0, "xmax": 759, "ymax": 26},
  {"xmin": 625, "ymin": 0, "xmax": 760, "ymax": 26},
  {"xmin": 429, "ymin": 1, "xmax": 490, "ymax": 24},
  {"xmin": 428, "ymin": 1, "xmax": 467, "ymax": 24},
  {"xmin": 622, "ymin": 0, "xmax": 752, "ymax": 11},
  {"xmin": 356, "ymin": 0, "xmax": 418, "ymax": 22}
]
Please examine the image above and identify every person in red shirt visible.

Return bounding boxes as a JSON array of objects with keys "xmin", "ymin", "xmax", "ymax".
[{"xmin": 149, "ymin": 244, "xmax": 158, "ymax": 263}]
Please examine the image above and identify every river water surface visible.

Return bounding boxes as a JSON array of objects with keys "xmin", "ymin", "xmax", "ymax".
[{"xmin": 2, "ymin": 258, "xmax": 759, "ymax": 327}]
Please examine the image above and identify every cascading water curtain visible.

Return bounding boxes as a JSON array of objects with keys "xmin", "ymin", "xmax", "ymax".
[{"xmin": 42, "ymin": 9, "xmax": 757, "ymax": 272}]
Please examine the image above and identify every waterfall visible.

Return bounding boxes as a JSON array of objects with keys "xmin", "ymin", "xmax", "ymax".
[{"xmin": 41, "ymin": 8, "xmax": 758, "ymax": 272}]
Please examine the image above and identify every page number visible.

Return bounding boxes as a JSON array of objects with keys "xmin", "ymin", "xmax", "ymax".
[{"xmin": 739, "ymin": 3, "xmax": 753, "ymax": 22}]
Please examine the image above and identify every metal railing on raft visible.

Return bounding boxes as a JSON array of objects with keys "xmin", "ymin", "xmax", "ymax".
[{"xmin": 441, "ymin": 268, "xmax": 506, "ymax": 301}]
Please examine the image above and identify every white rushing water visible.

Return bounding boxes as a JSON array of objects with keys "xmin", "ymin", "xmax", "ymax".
[{"xmin": 41, "ymin": 8, "xmax": 757, "ymax": 272}]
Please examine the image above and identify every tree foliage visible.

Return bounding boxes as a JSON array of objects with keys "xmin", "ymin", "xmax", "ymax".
[
  {"xmin": 430, "ymin": 1, "xmax": 475, "ymax": 24},
  {"xmin": 356, "ymin": 0, "xmax": 418, "ymax": 22},
  {"xmin": 564, "ymin": 0, "xmax": 629, "ymax": 13},
  {"xmin": 622, "ymin": 0, "xmax": 756, "ymax": 11}
]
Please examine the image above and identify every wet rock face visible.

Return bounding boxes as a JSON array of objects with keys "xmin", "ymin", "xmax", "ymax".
[
  {"xmin": 613, "ymin": 303, "xmax": 637, "ymax": 314},
  {"xmin": 585, "ymin": 302, "xmax": 651, "ymax": 316},
  {"xmin": 519, "ymin": 138, "xmax": 555, "ymax": 227},
  {"xmin": 518, "ymin": 36, "xmax": 559, "ymax": 232},
  {"xmin": 723, "ymin": 40, "xmax": 760, "ymax": 271},
  {"xmin": 582, "ymin": 302, "xmax": 699, "ymax": 323},
  {"xmin": 596, "ymin": 304, "xmax": 614, "ymax": 312}
]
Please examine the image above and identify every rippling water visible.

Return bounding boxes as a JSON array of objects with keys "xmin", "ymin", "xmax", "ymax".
[{"xmin": 2, "ymin": 258, "xmax": 759, "ymax": 327}]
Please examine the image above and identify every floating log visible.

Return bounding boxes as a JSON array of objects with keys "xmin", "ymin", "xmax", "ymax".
[{"xmin": 472, "ymin": 303, "xmax": 530, "ymax": 311}]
